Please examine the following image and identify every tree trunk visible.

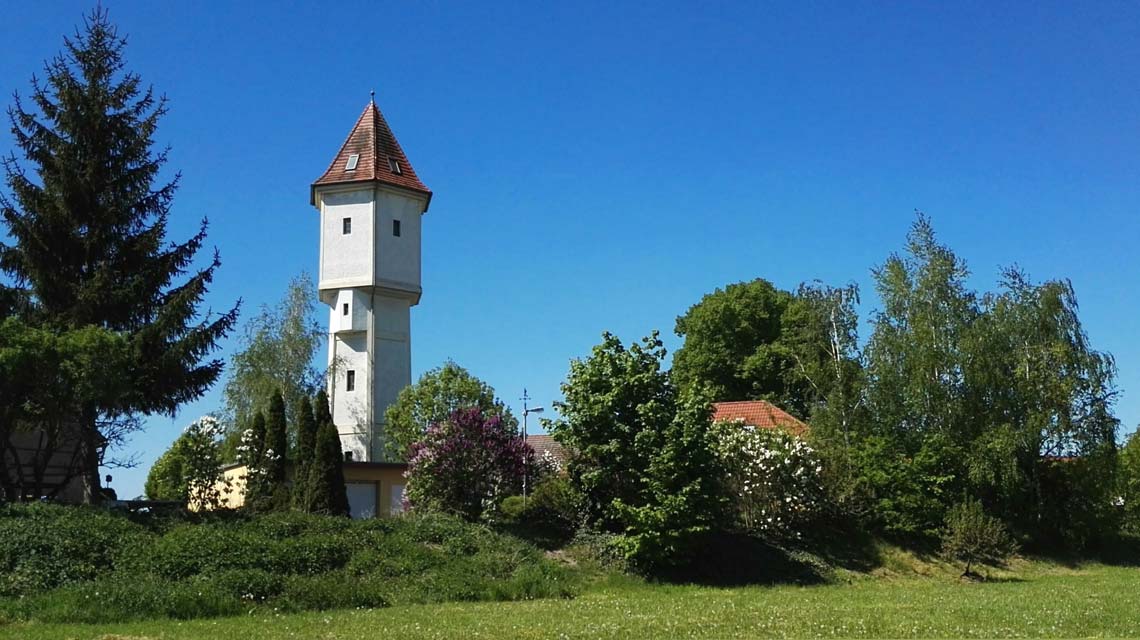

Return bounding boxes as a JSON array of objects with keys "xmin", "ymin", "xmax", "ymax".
[{"xmin": 80, "ymin": 412, "xmax": 102, "ymax": 505}]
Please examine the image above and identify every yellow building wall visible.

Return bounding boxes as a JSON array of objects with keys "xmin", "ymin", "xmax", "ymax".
[
  {"xmin": 209, "ymin": 462, "xmax": 407, "ymax": 516},
  {"xmin": 215, "ymin": 465, "xmax": 248, "ymax": 510},
  {"xmin": 343, "ymin": 463, "xmax": 408, "ymax": 517}
]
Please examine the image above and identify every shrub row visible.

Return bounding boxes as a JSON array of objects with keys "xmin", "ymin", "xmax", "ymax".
[{"xmin": 0, "ymin": 504, "xmax": 576, "ymax": 623}]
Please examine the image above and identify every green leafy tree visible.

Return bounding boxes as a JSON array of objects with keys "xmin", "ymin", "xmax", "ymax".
[
  {"xmin": 672, "ymin": 280, "xmax": 804, "ymax": 412},
  {"xmin": 291, "ymin": 396, "xmax": 318, "ymax": 511},
  {"xmin": 550, "ymin": 331, "xmax": 729, "ymax": 568},
  {"xmin": 143, "ymin": 415, "xmax": 228, "ymax": 508},
  {"xmin": 221, "ymin": 273, "xmax": 324, "ymax": 458},
  {"xmin": 856, "ymin": 214, "xmax": 1120, "ymax": 545},
  {"xmin": 0, "ymin": 319, "xmax": 132, "ymax": 501},
  {"xmin": 144, "ymin": 434, "xmax": 189, "ymax": 501},
  {"xmin": 1121, "ymin": 429, "xmax": 1140, "ymax": 535},
  {"xmin": 782, "ymin": 281, "xmax": 869, "ymax": 501},
  {"xmin": 860, "ymin": 214, "xmax": 977, "ymax": 534},
  {"xmin": 179, "ymin": 415, "xmax": 229, "ymax": 510},
  {"xmin": 940, "ymin": 499, "xmax": 1017, "ymax": 578},
  {"xmin": 385, "ymin": 361, "xmax": 516, "ymax": 460},
  {"xmin": 967, "ymin": 269, "xmax": 1120, "ymax": 545},
  {"xmin": 308, "ymin": 390, "xmax": 348, "ymax": 516},
  {"xmin": 612, "ymin": 388, "xmax": 731, "ymax": 568},
  {"xmin": 550, "ymin": 332, "xmax": 675, "ymax": 529},
  {"xmin": 866, "ymin": 214, "xmax": 977, "ymax": 452},
  {"xmin": 0, "ymin": 9, "xmax": 238, "ymax": 502}
]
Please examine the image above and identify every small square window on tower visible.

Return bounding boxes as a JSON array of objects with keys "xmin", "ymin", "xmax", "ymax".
[
  {"xmin": 345, "ymin": 154, "xmax": 360, "ymax": 171},
  {"xmin": 342, "ymin": 303, "xmax": 349, "ymax": 316},
  {"xmin": 344, "ymin": 451, "xmax": 354, "ymax": 462},
  {"xmin": 388, "ymin": 157, "xmax": 402, "ymax": 174},
  {"xmin": 342, "ymin": 217, "xmax": 352, "ymax": 234},
  {"xmin": 346, "ymin": 370, "xmax": 356, "ymax": 392},
  {"xmin": 392, "ymin": 219, "xmax": 401, "ymax": 237}
]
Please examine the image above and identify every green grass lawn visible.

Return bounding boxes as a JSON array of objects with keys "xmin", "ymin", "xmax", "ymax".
[{"xmin": 4, "ymin": 562, "xmax": 1137, "ymax": 639}]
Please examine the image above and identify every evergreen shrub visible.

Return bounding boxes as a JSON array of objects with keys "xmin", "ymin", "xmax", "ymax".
[
  {"xmin": 0, "ymin": 504, "xmax": 152, "ymax": 596},
  {"xmin": 0, "ymin": 505, "xmax": 577, "ymax": 623}
]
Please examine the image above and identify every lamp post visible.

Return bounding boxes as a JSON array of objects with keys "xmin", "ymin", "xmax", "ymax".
[{"xmin": 521, "ymin": 388, "xmax": 544, "ymax": 507}]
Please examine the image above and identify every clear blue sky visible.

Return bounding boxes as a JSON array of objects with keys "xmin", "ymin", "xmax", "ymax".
[{"xmin": 3, "ymin": 2, "xmax": 1138, "ymax": 499}]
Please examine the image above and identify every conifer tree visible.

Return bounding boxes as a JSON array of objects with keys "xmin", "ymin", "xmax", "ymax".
[
  {"xmin": 309, "ymin": 390, "xmax": 348, "ymax": 516},
  {"xmin": 292, "ymin": 396, "xmax": 318, "ymax": 511},
  {"xmin": 241, "ymin": 411, "xmax": 271, "ymax": 509},
  {"xmin": 0, "ymin": 9, "xmax": 238, "ymax": 501},
  {"xmin": 264, "ymin": 391, "xmax": 288, "ymax": 482},
  {"xmin": 261, "ymin": 390, "xmax": 290, "ymax": 509}
]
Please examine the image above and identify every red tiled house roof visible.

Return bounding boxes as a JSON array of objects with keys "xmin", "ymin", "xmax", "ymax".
[
  {"xmin": 525, "ymin": 434, "xmax": 569, "ymax": 469},
  {"xmin": 711, "ymin": 400, "xmax": 808, "ymax": 435},
  {"xmin": 311, "ymin": 99, "xmax": 431, "ymax": 207}
]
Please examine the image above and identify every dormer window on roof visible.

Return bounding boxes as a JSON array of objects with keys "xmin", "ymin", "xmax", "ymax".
[{"xmin": 310, "ymin": 100, "xmax": 431, "ymax": 207}]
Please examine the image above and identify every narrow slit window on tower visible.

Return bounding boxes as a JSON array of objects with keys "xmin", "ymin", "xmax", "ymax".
[
  {"xmin": 342, "ymin": 217, "xmax": 352, "ymax": 234},
  {"xmin": 345, "ymin": 153, "xmax": 360, "ymax": 171},
  {"xmin": 392, "ymin": 219, "xmax": 401, "ymax": 237},
  {"xmin": 388, "ymin": 157, "xmax": 402, "ymax": 174},
  {"xmin": 346, "ymin": 370, "xmax": 356, "ymax": 392},
  {"xmin": 342, "ymin": 303, "xmax": 349, "ymax": 316}
]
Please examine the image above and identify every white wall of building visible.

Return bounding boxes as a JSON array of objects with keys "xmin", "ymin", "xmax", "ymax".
[
  {"xmin": 372, "ymin": 296, "xmax": 412, "ymax": 460},
  {"xmin": 330, "ymin": 289, "xmax": 369, "ymax": 333},
  {"xmin": 316, "ymin": 182, "xmax": 426, "ymax": 462},
  {"xmin": 374, "ymin": 189, "xmax": 424, "ymax": 292},
  {"xmin": 329, "ymin": 331, "xmax": 370, "ymax": 461},
  {"xmin": 319, "ymin": 189, "xmax": 373, "ymax": 289}
]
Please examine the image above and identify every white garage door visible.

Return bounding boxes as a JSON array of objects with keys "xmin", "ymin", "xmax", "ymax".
[{"xmin": 346, "ymin": 482, "xmax": 377, "ymax": 519}]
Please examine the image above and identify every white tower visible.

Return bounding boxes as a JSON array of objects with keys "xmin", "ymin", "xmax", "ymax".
[{"xmin": 310, "ymin": 97, "xmax": 431, "ymax": 462}]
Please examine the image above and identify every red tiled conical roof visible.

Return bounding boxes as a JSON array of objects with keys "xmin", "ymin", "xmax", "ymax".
[{"xmin": 311, "ymin": 100, "xmax": 431, "ymax": 207}]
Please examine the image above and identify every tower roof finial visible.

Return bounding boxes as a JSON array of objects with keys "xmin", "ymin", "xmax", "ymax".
[{"xmin": 370, "ymin": 89, "xmax": 375, "ymax": 104}]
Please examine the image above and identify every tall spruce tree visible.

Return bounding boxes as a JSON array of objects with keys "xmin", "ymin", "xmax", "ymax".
[
  {"xmin": 309, "ymin": 390, "xmax": 348, "ymax": 516},
  {"xmin": 0, "ymin": 9, "xmax": 238, "ymax": 501}
]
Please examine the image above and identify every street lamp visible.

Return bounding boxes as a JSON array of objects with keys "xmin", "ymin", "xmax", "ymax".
[{"xmin": 521, "ymin": 389, "xmax": 544, "ymax": 507}]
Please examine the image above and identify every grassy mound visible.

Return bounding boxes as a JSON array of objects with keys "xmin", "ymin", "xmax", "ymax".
[{"xmin": 0, "ymin": 504, "xmax": 575, "ymax": 624}]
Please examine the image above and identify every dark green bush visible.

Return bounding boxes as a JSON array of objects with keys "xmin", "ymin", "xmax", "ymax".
[
  {"xmin": 499, "ymin": 478, "xmax": 582, "ymax": 549},
  {"xmin": 501, "ymin": 495, "xmax": 526, "ymax": 520},
  {"xmin": 0, "ymin": 503, "xmax": 152, "ymax": 596},
  {"xmin": 0, "ymin": 505, "xmax": 577, "ymax": 622}
]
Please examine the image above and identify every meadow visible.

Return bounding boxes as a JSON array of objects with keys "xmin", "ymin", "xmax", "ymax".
[{"xmin": 3, "ymin": 561, "xmax": 1137, "ymax": 639}]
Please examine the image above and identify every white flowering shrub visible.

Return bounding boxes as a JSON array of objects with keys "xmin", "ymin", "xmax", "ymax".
[
  {"xmin": 711, "ymin": 420, "xmax": 825, "ymax": 539},
  {"xmin": 537, "ymin": 449, "xmax": 563, "ymax": 477},
  {"xmin": 181, "ymin": 415, "xmax": 230, "ymax": 510},
  {"xmin": 235, "ymin": 424, "xmax": 279, "ymax": 508}
]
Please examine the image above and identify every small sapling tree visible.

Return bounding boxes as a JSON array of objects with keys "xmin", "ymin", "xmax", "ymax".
[{"xmin": 941, "ymin": 499, "xmax": 1017, "ymax": 579}]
